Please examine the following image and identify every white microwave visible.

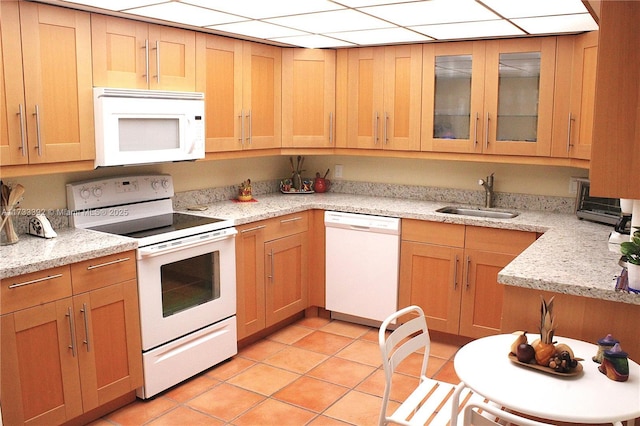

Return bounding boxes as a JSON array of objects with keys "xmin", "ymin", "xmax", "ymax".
[{"xmin": 93, "ymin": 87, "xmax": 205, "ymax": 168}]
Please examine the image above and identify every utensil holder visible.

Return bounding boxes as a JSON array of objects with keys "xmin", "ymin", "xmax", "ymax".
[{"xmin": 1, "ymin": 211, "xmax": 19, "ymax": 245}]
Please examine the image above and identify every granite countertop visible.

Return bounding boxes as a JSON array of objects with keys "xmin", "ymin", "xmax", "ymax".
[{"xmin": 2, "ymin": 192, "xmax": 638, "ymax": 306}]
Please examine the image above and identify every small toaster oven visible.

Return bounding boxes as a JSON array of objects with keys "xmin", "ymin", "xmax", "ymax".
[{"xmin": 575, "ymin": 178, "xmax": 621, "ymax": 225}]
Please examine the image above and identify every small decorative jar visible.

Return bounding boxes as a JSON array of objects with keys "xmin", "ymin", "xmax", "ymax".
[
  {"xmin": 598, "ymin": 343, "xmax": 629, "ymax": 382},
  {"xmin": 593, "ymin": 334, "xmax": 619, "ymax": 364}
]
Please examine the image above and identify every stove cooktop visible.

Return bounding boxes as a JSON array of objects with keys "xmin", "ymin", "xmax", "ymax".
[{"xmin": 88, "ymin": 213, "xmax": 227, "ymax": 240}]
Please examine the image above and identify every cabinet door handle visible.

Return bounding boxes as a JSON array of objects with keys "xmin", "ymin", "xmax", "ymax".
[
  {"xmin": 484, "ymin": 112, "xmax": 490, "ymax": 149},
  {"xmin": 143, "ymin": 39, "xmax": 150, "ymax": 85},
  {"xmin": 280, "ymin": 216, "xmax": 302, "ymax": 224},
  {"xmin": 566, "ymin": 112, "xmax": 575, "ymax": 152},
  {"xmin": 329, "ymin": 112, "xmax": 333, "ymax": 145},
  {"xmin": 33, "ymin": 104, "xmax": 42, "ymax": 157},
  {"xmin": 374, "ymin": 111, "xmax": 379, "ymax": 145},
  {"xmin": 80, "ymin": 303, "xmax": 91, "ymax": 352},
  {"xmin": 267, "ymin": 249, "xmax": 274, "ymax": 282},
  {"xmin": 246, "ymin": 110, "xmax": 252, "ymax": 145},
  {"xmin": 240, "ymin": 224, "xmax": 266, "ymax": 234},
  {"xmin": 465, "ymin": 256, "xmax": 471, "ymax": 290},
  {"xmin": 384, "ymin": 112, "xmax": 389, "ymax": 144},
  {"xmin": 473, "ymin": 112, "xmax": 479, "ymax": 148},
  {"xmin": 453, "ymin": 254, "xmax": 459, "ymax": 289},
  {"xmin": 9, "ymin": 273, "xmax": 63, "ymax": 289},
  {"xmin": 66, "ymin": 307, "xmax": 77, "ymax": 357},
  {"xmin": 17, "ymin": 104, "xmax": 26, "ymax": 156},
  {"xmin": 238, "ymin": 109, "xmax": 244, "ymax": 145},
  {"xmin": 86, "ymin": 257, "xmax": 130, "ymax": 270},
  {"xmin": 153, "ymin": 40, "xmax": 160, "ymax": 84}
]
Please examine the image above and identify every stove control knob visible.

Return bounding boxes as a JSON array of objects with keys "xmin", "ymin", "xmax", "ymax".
[
  {"xmin": 92, "ymin": 187, "xmax": 103, "ymax": 198},
  {"xmin": 80, "ymin": 187, "xmax": 91, "ymax": 199},
  {"xmin": 161, "ymin": 179, "xmax": 170, "ymax": 189},
  {"xmin": 151, "ymin": 180, "xmax": 160, "ymax": 190}
]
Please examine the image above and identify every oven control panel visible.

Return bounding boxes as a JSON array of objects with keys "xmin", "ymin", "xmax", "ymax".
[{"xmin": 67, "ymin": 174, "xmax": 174, "ymax": 211}]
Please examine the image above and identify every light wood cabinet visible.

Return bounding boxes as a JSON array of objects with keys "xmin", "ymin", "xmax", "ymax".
[
  {"xmin": 92, "ymin": 14, "xmax": 196, "ymax": 91},
  {"xmin": 282, "ymin": 49, "xmax": 336, "ymax": 148},
  {"xmin": 0, "ymin": 1, "xmax": 94, "ymax": 167},
  {"xmin": 589, "ymin": 1, "xmax": 640, "ymax": 198},
  {"xmin": 552, "ymin": 32, "xmax": 598, "ymax": 160},
  {"xmin": 196, "ymin": 35, "xmax": 282, "ymax": 152},
  {"xmin": 345, "ymin": 45, "xmax": 422, "ymax": 151},
  {"xmin": 236, "ymin": 212, "xmax": 309, "ymax": 340},
  {"xmin": 399, "ymin": 220, "xmax": 536, "ymax": 338},
  {"xmin": 1, "ymin": 252, "xmax": 142, "ymax": 425},
  {"xmin": 422, "ymin": 37, "xmax": 556, "ymax": 157}
]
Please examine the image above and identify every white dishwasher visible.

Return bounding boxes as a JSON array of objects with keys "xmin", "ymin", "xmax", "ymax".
[{"xmin": 325, "ymin": 211, "xmax": 401, "ymax": 323}]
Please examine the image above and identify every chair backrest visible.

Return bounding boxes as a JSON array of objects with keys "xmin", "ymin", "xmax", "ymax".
[
  {"xmin": 463, "ymin": 402, "xmax": 554, "ymax": 426},
  {"xmin": 379, "ymin": 305, "xmax": 431, "ymax": 381}
]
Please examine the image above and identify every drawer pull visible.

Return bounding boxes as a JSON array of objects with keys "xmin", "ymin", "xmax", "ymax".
[
  {"xmin": 280, "ymin": 216, "xmax": 302, "ymax": 224},
  {"xmin": 9, "ymin": 273, "xmax": 63, "ymax": 289},
  {"xmin": 240, "ymin": 225, "xmax": 266, "ymax": 234},
  {"xmin": 86, "ymin": 257, "xmax": 130, "ymax": 270}
]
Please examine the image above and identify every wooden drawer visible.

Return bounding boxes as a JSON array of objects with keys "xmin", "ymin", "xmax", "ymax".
[
  {"xmin": 71, "ymin": 250, "xmax": 137, "ymax": 293},
  {"xmin": 465, "ymin": 226, "xmax": 536, "ymax": 255},
  {"xmin": 1, "ymin": 265, "xmax": 72, "ymax": 314},
  {"xmin": 264, "ymin": 211, "xmax": 309, "ymax": 241},
  {"xmin": 401, "ymin": 219, "xmax": 465, "ymax": 247}
]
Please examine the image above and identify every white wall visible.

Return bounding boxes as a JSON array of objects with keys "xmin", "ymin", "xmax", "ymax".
[{"xmin": 7, "ymin": 155, "xmax": 588, "ymax": 210}]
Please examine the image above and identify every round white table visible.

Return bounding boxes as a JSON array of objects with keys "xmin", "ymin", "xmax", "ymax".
[{"xmin": 454, "ymin": 334, "xmax": 640, "ymax": 425}]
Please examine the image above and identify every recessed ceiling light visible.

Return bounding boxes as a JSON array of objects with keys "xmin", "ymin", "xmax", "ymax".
[
  {"xmin": 265, "ymin": 9, "xmax": 392, "ymax": 33},
  {"xmin": 127, "ymin": 2, "xmax": 244, "ymax": 27},
  {"xmin": 481, "ymin": 0, "xmax": 590, "ymax": 18},
  {"xmin": 328, "ymin": 27, "xmax": 432, "ymax": 45},
  {"xmin": 182, "ymin": 0, "xmax": 344, "ymax": 20},
  {"xmin": 61, "ymin": 0, "xmax": 160, "ymax": 11},
  {"xmin": 272, "ymin": 34, "xmax": 355, "ymax": 49},
  {"xmin": 361, "ymin": 0, "xmax": 500, "ymax": 27},
  {"xmin": 208, "ymin": 20, "xmax": 308, "ymax": 39},
  {"xmin": 513, "ymin": 14, "xmax": 598, "ymax": 34},
  {"xmin": 412, "ymin": 20, "xmax": 525, "ymax": 40}
]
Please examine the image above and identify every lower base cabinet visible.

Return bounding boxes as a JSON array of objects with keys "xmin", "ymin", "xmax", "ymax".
[
  {"xmin": 236, "ymin": 212, "xmax": 309, "ymax": 340},
  {"xmin": 399, "ymin": 220, "xmax": 536, "ymax": 338},
  {"xmin": 1, "ymin": 252, "xmax": 142, "ymax": 425}
]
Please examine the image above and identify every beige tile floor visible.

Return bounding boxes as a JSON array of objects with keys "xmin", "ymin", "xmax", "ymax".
[{"xmin": 90, "ymin": 316, "xmax": 464, "ymax": 425}]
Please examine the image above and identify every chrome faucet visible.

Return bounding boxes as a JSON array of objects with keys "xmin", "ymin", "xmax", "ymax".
[{"xmin": 479, "ymin": 173, "xmax": 495, "ymax": 208}]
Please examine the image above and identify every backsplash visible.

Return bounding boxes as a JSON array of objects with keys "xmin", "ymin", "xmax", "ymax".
[{"xmin": 173, "ymin": 179, "xmax": 577, "ymax": 214}]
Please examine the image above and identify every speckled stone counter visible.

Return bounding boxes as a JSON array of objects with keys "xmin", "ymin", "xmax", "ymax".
[
  {"xmin": 182, "ymin": 192, "xmax": 638, "ymax": 306},
  {"xmin": 0, "ymin": 228, "xmax": 136, "ymax": 280},
  {"xmin": 2, "ymin": 192, "xmax": 638, "ymax": 306}
]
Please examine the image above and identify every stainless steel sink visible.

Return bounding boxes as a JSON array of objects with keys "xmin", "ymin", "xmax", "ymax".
[{"xmin": 436, "ymin": 206, "xmax": 519, "ymax": 219}]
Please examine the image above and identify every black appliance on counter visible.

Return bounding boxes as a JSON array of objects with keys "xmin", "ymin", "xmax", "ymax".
[{"xmin": 575, "ymin": 178, "xmax": 622, "ymax": 226}]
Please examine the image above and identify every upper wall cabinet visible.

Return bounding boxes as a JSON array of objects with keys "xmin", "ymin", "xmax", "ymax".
[
  {"xmin": 196, "ymin": 35, "xmax": 281, "ymax": 152},
  {"xmin": 92, "ymin": 14, "xmax": 196, "ymax": 91},
  {"xmin": 590, "ymin": 1, "xmax": 640, "ymax": 199},
  {"xmin": 282, "ymin": 49, "xmax": 336, "ymax": 148},
  {"xmin": 0, "ymin": 1, "xmax": 94, "ymax": 167},
  {"xmin": 422, "ymin": 37, "xmax": 556, "ymax": 157},
  {"xmin": 344, "ymin": 45, "xmax": 422, "ymax": 151},
  {"xmin": 551, "ymin": 32, "xmax": 598, "ymax": 160},
  {"xmin": 421, "ymin": 41, "xmax": 486, "ymax": 153}
]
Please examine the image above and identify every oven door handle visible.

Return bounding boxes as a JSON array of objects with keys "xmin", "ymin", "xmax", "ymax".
[{"xmin": 137, "ymin": 229, "xmax": 237, "ymax": 259}]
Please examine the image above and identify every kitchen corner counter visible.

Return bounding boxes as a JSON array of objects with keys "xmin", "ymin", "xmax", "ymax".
[
  {"xmin": 192, "ymin": 192, "xmax": 639, "ymax": 306},
  {"xmin": 0, "ymin": 228, "xmax": 137, "ymax": 280}
]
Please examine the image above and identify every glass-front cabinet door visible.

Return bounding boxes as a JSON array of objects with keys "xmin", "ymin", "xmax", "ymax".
[
  {"xmin": 422, "ymin": 41, "xmax": 486, "ymax": 153},
  {"xmin": 483, "ymin": 37, "xmax": 556, "ymax": 156}
]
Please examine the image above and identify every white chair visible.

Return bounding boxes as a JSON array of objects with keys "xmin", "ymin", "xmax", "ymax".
[
  {"xmin": 378, "ymin": 305, "xmax": 497, "ymax": 426},
  {"xmin": 463, "ymin": 402, "xmax": 554, "ymax": 426}
]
